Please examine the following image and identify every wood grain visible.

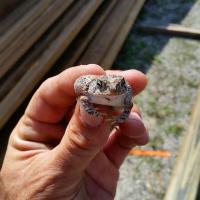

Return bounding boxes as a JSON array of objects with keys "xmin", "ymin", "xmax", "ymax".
[
  {"xmin": 0, "ymin": 0, "xmax": 103, "ymax": 129},
  {"xmin": 0, "ymin": 0, "xmax": 74, "ymax": 79},
  {"xmin": 56, "ymin": 0, "xmax": 117, "ymax": 72},
  {"xmin": 78, "ymin": 0, "xmax": 136, "ymax": 65},
  {"xmin": 0, "ymin": 0, "xmax": 54, "ymax": 52},
  {"xmin": 0, "ymin": 0, "xmax": 86, "ymax": 101},
  {"xmin": 0, "ymin": 0, "xmax": 38, "ymax": 35}
]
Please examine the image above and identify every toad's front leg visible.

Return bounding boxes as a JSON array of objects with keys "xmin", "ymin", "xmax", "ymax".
[
  {"xmin": 115, "ymin": 85, "xmax": 133, "ymax": 124},
  {"xmin": 79, "ymin": 96, "xmax": 100, "ymax": 117},
  {"xmin": 115, "ymin": 102, "xmax": 133, "ymax": 124}
]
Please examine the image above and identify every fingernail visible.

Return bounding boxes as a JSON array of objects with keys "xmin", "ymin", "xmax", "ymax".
[{"xmin": 79, "ymin": 103, "xmax": 103, "ymax": 127}]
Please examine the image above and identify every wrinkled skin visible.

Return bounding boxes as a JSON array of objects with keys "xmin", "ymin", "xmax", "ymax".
[{"xmin": 0, "ymin": 65, "xmax": 148, "ymax": 200}]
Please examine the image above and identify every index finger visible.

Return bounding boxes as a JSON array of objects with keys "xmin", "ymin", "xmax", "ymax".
[{"xmin": 25, "ymin": 64, "xmax": 105, "ymax": 123}]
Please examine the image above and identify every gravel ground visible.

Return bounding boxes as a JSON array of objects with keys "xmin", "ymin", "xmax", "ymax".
[{"xmin": 114, "ymin": 0, "xmax": 200, "ymax": 199}]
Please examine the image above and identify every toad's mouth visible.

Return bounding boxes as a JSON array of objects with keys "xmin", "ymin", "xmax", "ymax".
[{"xmin": 89, "ymin": 93, "xmax": 126, "ymax": 107}]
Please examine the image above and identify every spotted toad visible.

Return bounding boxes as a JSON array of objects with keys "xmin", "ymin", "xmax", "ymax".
[{"xmin": 74, "ymin": 75, "xmax": 133, "ymax": 125}]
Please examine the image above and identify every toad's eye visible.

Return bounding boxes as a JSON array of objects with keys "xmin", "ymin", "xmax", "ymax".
[
  {"xmin": 97, "ymin": 80, "xmax": 103, "ymax": 88},
  {"xmin": 120, "ymin": 78, "xmax": 126, "ymax": 87},
  {"xmin": 97, "ymin": 80, "xmax": 106, "ymax": 91},
  {"xmin": 116, "ymin": 78, "xmax": 126, "ymax": 94}
]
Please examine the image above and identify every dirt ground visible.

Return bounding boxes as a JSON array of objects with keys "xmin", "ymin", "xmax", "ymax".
[{"xmin": 114, "ymin": 0, "xmax": 200, "ymax": 199}]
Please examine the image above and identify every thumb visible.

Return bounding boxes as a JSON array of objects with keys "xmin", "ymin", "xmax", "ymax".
[{"xmin": 53, "ymin": 102, "xmax": 110, "ymax": 173}]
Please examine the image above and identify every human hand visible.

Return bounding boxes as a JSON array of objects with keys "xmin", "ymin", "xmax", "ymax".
[{"xmin": 1, "ymin": 65, "xmax": 148, "ymax": 200}]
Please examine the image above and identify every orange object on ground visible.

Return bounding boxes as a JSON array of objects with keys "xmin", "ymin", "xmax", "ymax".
[{"xmin": 129, "ymin": 149, "xmax": 171, "ymax": 157}]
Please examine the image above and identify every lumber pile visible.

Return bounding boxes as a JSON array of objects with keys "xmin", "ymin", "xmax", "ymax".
[{"xmin": 0, "ymin": 0, "xmax": 145, "ymax": 160}]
